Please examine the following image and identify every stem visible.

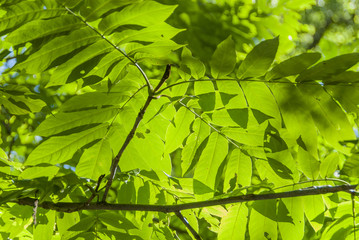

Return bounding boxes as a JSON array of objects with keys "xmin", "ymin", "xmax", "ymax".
[
  {"xmin": 102, "ymin": 95, "xmax": 153, "ymax": 202},
  {"xmin": 175, "ymin": 211, "xmax": 202, "ymax": 240},
  {"xmin": 102, "ymin": 65, "xmax": 171, "ymax": 201},
  {"xmin": 16, "ymin": 184, "xmax": 356, "ymax": 213},
  {"xmin": 155, "ymin": 78, "xmax": 357, "ymax": 96}
]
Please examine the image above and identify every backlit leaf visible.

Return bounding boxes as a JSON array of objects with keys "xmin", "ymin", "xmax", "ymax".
[
  {"xmin": 98, "ymin": 1, "xmax": 177, "ymax": 34},
  {"xmin": 237, "ymin": 37, "xmax": 279, "ymax": 79},
  {"xmin": 266, "ymin": 52, "xmax": 321, "ymax": 80},
  {"xmin": 25, "ymin": 123, "xmax": 109, "ymax": 166},
  {"xmin": 210, "ymin": 35, "xmax": 236, "ymax": 78},
  {"xmin": 194, "ymin": 132, "xmax": 228, "ymax": 195},
  {"xmin": 76, "ymin": 138, "xmax": 112, "ymax": 180},
  {"xmin": 296, "ymin": 53, "xmax": 359, "ymax": 82}
]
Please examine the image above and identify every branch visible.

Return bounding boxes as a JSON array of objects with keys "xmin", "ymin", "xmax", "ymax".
[
  {"xmin": 102, "ymin": 66, "xmax": 172, "ymax": 201},
  {"xmin": 16, "ymin": 184, "xmax": 356, "ymax": 213},
  {"xmin": 102, "ymin": 96, "xmax": 152, "ymax": 201}
]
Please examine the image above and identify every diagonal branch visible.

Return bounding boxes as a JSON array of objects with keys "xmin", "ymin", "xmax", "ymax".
[
  {"xmin": 102, "ymin": 95, "xmax": 152, "ymax": 202},
  {"xmin": 102, "ymin": 66, "xmax": 171, "ymax": 202},
  {"xmin": 16, "ymin": 184, "xmax": 357, "ymax": 213}
]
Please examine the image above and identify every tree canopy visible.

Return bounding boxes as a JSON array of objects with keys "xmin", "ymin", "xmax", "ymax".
[{"xmin": 1, "ymin": 0, "xmax": 359, "ymax": 239}]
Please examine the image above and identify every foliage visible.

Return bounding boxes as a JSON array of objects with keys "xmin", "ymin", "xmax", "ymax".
[{"xmin": 0, "ymin": 0, "xmax": 359, "ymax": 239}]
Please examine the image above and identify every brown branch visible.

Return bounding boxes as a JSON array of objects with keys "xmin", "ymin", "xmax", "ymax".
[
  {"xmin": 32, "ymin": 199, "xmax": 39, "ymax": 226},
  {"xmin": 16, "ymin": 184, "xmax": 356, "ymax": 213},
  {"xmin": 175, "ymin": 211, "xmax": 202, "ymax": 240},
  {"xmin": 102, "ymin": 66, "xmax": 171, "ymax": 202},
  {"xmin": 102, "ymin": 96, "xmax": 152, "ymax": 201}
]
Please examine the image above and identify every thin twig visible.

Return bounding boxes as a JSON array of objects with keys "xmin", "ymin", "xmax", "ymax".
[
  {"xmin": 16, "ymin": 184, "xmax": 357, "ymax": 213},
  {"xmin": 175, "ymin": 211, "xmax": 202, "ymax": 240},
  {"xmin": 273, "ymin": 178, "xmax": 351, "ymax": 191},
  {"xmin": 155, "ymin": 78, "xmax": 359, "ymax": 95}
]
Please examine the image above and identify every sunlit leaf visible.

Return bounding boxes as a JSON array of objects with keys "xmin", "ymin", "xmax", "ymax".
[
  {"xmin": 19, "ymin": 166, "xmax": 59, "ymax": 180},
  {"xmin": 296, "ymin": 53, "xmax": 359, "ymax": 82},
  {"xmin": 249, "ymin": 199, "xmax": 277, "ymax": 240},
  {"xmin": 98, "ymin": 1, "xmax": 177, "ymax": 34},
  {"xmin": 76, "ymin": 138, "xmax": 112, "ymax": 180},
  {"xmin": 218, "ymin": 204, "xmax": 248, "ymax": 240},
  {"xmin": 25, "ymin": 123, "xmax": 109, "ymax": 166},
  {"xmin": 164, "ymin": 107, "xmax": 194, "ymax": 154},
  {"xmin": 210, "ymin": 35, "xmax": 236, "ymax": 78},
  {"xmin": 34, "ymin": 107, "xmax": 118, "ymax": 137},
  {"xmin": 266, "ymin": 52, "xmax": 321, "ymax": 80},
  {"xmin": 194, "ymin": 132, "xmax": 228, "ymax": 195},
  {"xmin": 237, "ymin": 37, "xmax": 279, "ymax": 79}
]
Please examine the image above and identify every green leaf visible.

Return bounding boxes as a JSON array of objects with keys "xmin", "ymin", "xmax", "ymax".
[
  {"xmin": 98, "ymin": 212, "xmax": 137, "ymax": 230},
  {"xmin": 218, "ymin": 204, "xmax": 248, "ymax": 240},
  {"xmin": 181, "ymin": 118, "xmax": 210, "ymax": 175},
  {"xmin": 25, "ymin": 123, "xmax": 109, "ymax": 166},
  {"xmin": 76, "ymin": 138, "xmax": 112, "ymax": 180},
  {"xmin": 266, "ymin": 52, "xmax": 321, "ymax": 80},
  {"xmin": 81, "ymin": 0, "xmax": 137, "ymax": 21},
  {"xmin": 303, "ymin": 195, "xmax": 325, "ymax": 231},
  {"xmin": 297, "ymin": 147, "xmax": 320, "ymax": 179},
  {"xmin": 241, "ymin": 81, "xmax": 281, "ymax": 122},
  {"xmin": 278, "ymin": 197, "xmax": 304, "ymax": 240},
  {"xmin": 83, "ymin": 50, "xmax": 124, "ymax": 79},
  {"xmin": 249, "ymin": 199, "xmax": 278, "ymax": 240},
  {"xmin": 48, "ymin": 40, "xmax": 112, "ymax": 87},
  {"xmin": 57, "ymin": 212, "xmax": 80, "ymax": 237},
  {"xmin": 224, "ymin": 149, "xmax": 252, "ymax": 191},
  {"xmin": 19, "ymin": 166, "xmax": 59, "ymax": 179},
  {"xmin": 60, "ymin": 91, "xmax": 134, "ymax": 112},
  {"xmin": 68, "ymin": 216, "xmax": 96, "ymax": 231},
  {"xmin": 164, "ymin": 107, "xmax": 194, "ymax": 153},
  {"xmin": 237, "ymin": 37, "xmax": 279, "ymax": 79},
  {"xmin": 342, "ymin": 154, "xmax": 359, "ymax": 177},
  {"xmin": 34, "ymin": 107, "xmax": 118, "ymax": 137},
  {"xmin": 211, "ymin": 108, "xmax": 249, "ymax": 128},
  {"xmin": 270, "ymin": 83, "xmax": 318, "ymax": 158},
  {"xmin": 194, "ymin": 132, "xmax": 228, "ymax": 195},
  {"xmin": 298, "ymin": 84, "xmax": 356, "ymax": 151},
  {"xmin": 98, "ymin": 1, "xmax": 177, "ymax": 34},
  {"xmin": 221, "ymin": 125, "xmax": 265, "ymax": 146},
  {"xmin": 0, "ymin": 85, "xmax": 46, "ymax": 114},
  {"xmin": 210, "ymin": 35, "xmax": 236, "ymax": 78},
  {"xmin": 115, "ymin": 22, "xmax": 184, "ymax": 45},
  {"xmin": 33, "ymin": 210, "xmax": 56, "ymax": 240},
  {"xmin": 121, "ymin": 131, "xmax": 170, "ymax": 173},
  {"xmin": 130, "ymin": 40, "xmax": 183, "ymax": 57},
  {"xmin": 320, "ymin": 152, "xmax": 339, "ymax": 178},
  {"xmin": 15, "ymin": 28, "xmax": 98, "ymax": 74},
  {"xmin": 323, "ymin": 71, "xmax": 359, "ymax": 84},
  {"xmin": 0, "ymin": 1, "xmax": 65, "ymax": 34},
  {"xmin": 296, "ymin": 53, "xmax": 359, "ymax": 82},
  {"xmin": 180, "ymin": 47, "xmax": 206, "ymax": 79},
  {"xmin": 321, "ymin": 215, "xmax": 353, "ymax": 240},
  {"xmin": 6, "ymin": 15, "xmax": 81, "ymax": 45}
]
